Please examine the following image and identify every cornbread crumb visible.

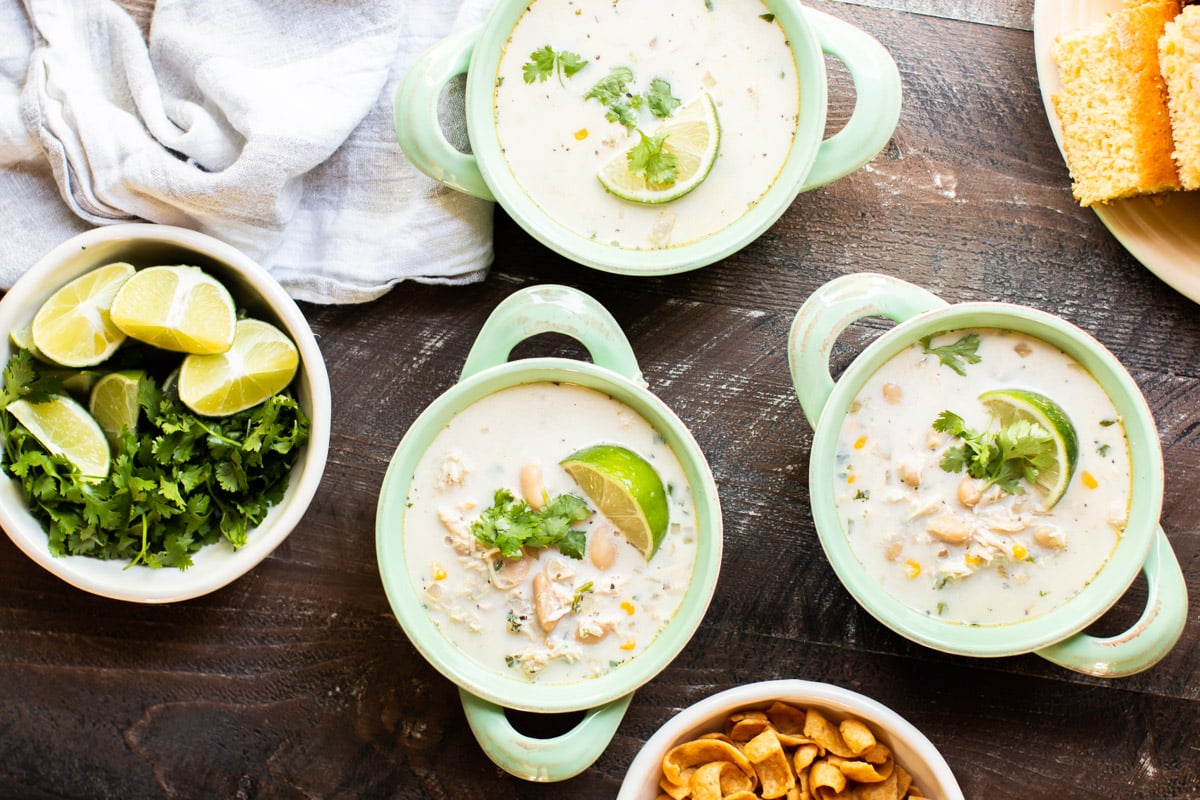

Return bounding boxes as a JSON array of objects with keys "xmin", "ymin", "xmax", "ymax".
[
  {"xmin": 1160, "ymin": 5, "xmax": 1200, "ymax": 188},
  {"xmin": 1052, "ymin": 0, "xmax": 1182, "ymax": 206}
]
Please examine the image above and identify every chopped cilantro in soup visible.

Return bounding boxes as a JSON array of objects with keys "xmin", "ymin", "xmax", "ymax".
[
  {"xmin": 834, "ymin": 329, "xmax": 1131, "ymax": 625},
  {"xmin": 404, "ymin": 382, "xmax": 697, "ymax": 684}
]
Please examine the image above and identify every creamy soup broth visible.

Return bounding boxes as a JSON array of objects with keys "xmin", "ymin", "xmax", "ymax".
[
  {"xmin": 493, "ymin": 0, "xmax": 800, "ymax": 249},
  {"xmin": 404, "ymin": 382, "xmax": 698, "ymax": 684},
  {"xmin": 834, "ymin": 329, "xmax": 1132, "ymax": 626}
]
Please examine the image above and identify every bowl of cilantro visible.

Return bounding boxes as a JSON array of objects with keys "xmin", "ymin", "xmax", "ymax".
[
  {"xmin": 0, "ymin": 223, "xmax": 330, "ymax": 603},
  {"xmin": 788, "ymin": 272, "xmax": 1187, "ymax": 677}
]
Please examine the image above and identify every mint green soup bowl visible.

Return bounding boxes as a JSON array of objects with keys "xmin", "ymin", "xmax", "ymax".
[
  {"xmin": 788, "ymin": 273, "xmax": 1187, "ymax": 677},
  {"xmin": 394, "ymin": 0, "xmax": 901, "ymax": 275},
  {"xmin": 375, "ymin": 285, "xmax": 723, "ymax": 781}
]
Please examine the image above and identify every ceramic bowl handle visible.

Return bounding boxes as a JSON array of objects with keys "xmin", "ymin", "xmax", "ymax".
[
  {"xmin": 1034, "ymin": 527, "xmax": 1188, "ymax": 677},
  {"xmin": 459, "ymin": 689, "xmax": 634, "ymax": 782},
  {"xmin": 788, "ymin": 273, "xmax": 946, "ymax": 428},
  {"xmin": 393, "ymin": 26, "xmax": 494, "ymax": 201},
  {"xmin": 460, "ymin": 284, "xmax": 645, "ymax": 384},
  {"xmin": 800, "ymin": 8, "xmax": 903, "ymax": 190}
]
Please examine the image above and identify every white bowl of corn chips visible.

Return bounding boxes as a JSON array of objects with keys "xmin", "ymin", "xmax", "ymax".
[{"xmin": 617, "ymin": 679, "xmax": 963, "ymax": 800}]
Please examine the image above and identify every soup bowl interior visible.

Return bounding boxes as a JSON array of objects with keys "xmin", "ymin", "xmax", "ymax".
[
  {"xmin": 809, "ymin": 303, "xmax": 1164, "ymax": 656},
  {"xmin": 375, "ymin": 357, "xmax": 722, "ymax": 714},
  {"xmin": 0, "ymin": 223, "xmax": 331, "ymax": 603},
  {"xmin": 616, "ymin": 679, "xmax": 964, "ymax": 800},
  {"xmin": 464, "ymin": 0, "xmax": 827, "ymax": 275}
]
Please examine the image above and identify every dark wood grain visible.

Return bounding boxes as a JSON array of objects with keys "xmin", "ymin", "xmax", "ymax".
[{"xmin": 2, "ymin": 0, "xmax": 1198, "ymax": 798}]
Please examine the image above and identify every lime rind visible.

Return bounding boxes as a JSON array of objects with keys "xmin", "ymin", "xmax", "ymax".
[
  {"xmin": 88, "ymin": 370, "xmax": 144, "ymax": 448},
  {"xmin": 597, "ymin": 93, "xmax": 721, "ymax": 205},
  {"xmin": 979, "ymin": 388, "xmax": 1079, "ymax": 507},
  {"xmin": 178, "ymin": 318, "xmax": 300, "ymax": 417},
  {"xmin": 560, "ymin": 444, "xmax": 670, "ymax": 560}
]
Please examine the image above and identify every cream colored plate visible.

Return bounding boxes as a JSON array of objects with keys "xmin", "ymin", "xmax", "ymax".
[{"xmin": 1033, "ymin": 0, "xmax": 1200, "ymax": 304}]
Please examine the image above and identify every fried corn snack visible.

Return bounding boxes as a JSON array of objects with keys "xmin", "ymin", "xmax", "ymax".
[{"xmin": 655, "ymin": 702, "xmax": 931, "ymax": 800}]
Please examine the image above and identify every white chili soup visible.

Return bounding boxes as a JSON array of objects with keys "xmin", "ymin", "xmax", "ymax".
[
  {"xmin": 493, "ymin": 0, "xmax": 800, "ymax": 249},
  {"xmin": 833, "ymin": 328, "xmax": 1132, "ymax": 626},
  {"xmin": 404, "ymin": 382, "xmax": 698, "ymax": 684}
]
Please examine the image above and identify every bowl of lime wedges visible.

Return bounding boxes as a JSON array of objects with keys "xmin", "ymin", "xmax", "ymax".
[
  {"xmin": 788, "ymin": 272, "xmax": 1186, "ymax": 677},
  {"xmin": 0, "ymin": 223, "xmax": 330, "ymax": 603},
  {"xmin": 375, "ymin": 284, "xmax": 722, "ymax": 781},
  {"xmin": 394, "ymin": 0, "xmax": 901, "ymax": 275}
]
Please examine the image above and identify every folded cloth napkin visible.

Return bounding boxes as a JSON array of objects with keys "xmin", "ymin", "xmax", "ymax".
[{"xmin": 0, "ymin": 0, "xmax": 495, "ymax": 304}]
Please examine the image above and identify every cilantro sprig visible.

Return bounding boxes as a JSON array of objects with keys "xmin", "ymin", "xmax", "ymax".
[
  {"xmin": 0, "ymin": 349, "xmax": 309, "ymax": 569},
  {"xmin": 584, "ymin": 68, "xmax": 680, "ymax": 130},
  {"xmin": 627, "ymin": 131, "xmax": 679, "ymax": 189},
  {"xmin": 523, "ymin": 45, "xmax": 588, "ymax": 86},
  {"xmin": 471, "ymin": 488, "xmax": 590, "ymax": 560},
  {"xmin": 932, "ymin": 410, "xmax": 1055, "ymax": 495},
  {"xmin": 920, "ymin": 333, "xmax": 981, "ymax": 376}
]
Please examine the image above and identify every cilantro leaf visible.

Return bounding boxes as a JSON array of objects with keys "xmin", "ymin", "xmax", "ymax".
[
  {"xmin": 933, "ymin": 408, "xmax": 1055, "ymax": 495},
  {"xmin": 471, "ymin": 488, "xmax": 590, "ymax": 560},
  {"xmin": 644, "ymin": 78, "xmax": 680, "ymax": 118},
  {"xmin": 627, "ymin": 130, "xmax": 679, "ymax": 189},
  {"xmin": 920, "ymin": 333, "xmax": 982, "ymax": 376},
  {"xmin": 523, "ymin": 45, "xmax": 587, "ymax": 86},
  {"xmin": 584, "ymin": 66, "xmax": 634, "ymax": 105}
]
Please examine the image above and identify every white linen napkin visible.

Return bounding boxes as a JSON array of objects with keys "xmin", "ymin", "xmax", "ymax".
[{"xmin": 0, "ymin": 0, "xmax": 495, "ymax": 305}]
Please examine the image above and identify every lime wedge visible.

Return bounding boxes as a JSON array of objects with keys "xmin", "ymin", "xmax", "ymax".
[
  {"xmin": 30, "ymin": 262, "xmax": 135, "ymax": 367},
  {"xmin": 560, "ymin": 444, "xmax": 670, "ymax": 560},
  {"xmin": 597, "ymin": 93, "xmax": 720, "ymax": 204},
  {"xmin": 7, "ymin": 394, "xmax": 111, "ymax": 478},
  {"xmin": 110, "ymin": 265, "xmax": 237, "ymax": 354},
  {"xmin": 89, "ymin": 370, "xmax": 144, "ymax": 448},
  {"xmin": 178, "ymin": 318, "xmax": 299, "ymax": 416},
  {"xmin": 979, "ymin": 388, "xmax": 1079, "ymax": 508}
]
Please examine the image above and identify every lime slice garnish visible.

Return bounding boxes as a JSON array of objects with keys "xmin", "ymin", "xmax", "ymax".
[
  {"xmin": 110, "ymin": 265, "xmax": 237, "ymax": 354},
  {"xmin": 88, "ymin": 370, "xmax": 144, "ymax": 448},
  {"xmin": 979, "ymin": 388, "xmax": 1079, "ymax": 508},
  {"xmin": 30, "ymin": 262, "xmax": 135, "ymax": 367},
  {"xmin": 560, "ymin": 444, "xmax": 670, "ymax": 560},
  {"xmin": 178, "ymin": 318, "xmax": 299, "ymax": 416},
  {"xmin": 597, "ymin": 93, "xmax": 720, "ymax": 205},
  {"xmin": 7, "ymin": 394, "xmax": 111, "ymax": 478}
]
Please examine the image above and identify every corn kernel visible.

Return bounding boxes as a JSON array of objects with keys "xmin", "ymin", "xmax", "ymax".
[
  {"xmin": 620, "ymin": 601, "xmax": 636, "ymax": 616},
  {"xmin": 574, "ymin": 128, "xmax": 588, "ymax": 140},
  {"xmin": 966, "ymin": 554, "xmax": 984, "ymax": 567},
  {"xmin": 853, "ymin": 435, "xmax": 868, "ymax": 450},
  {"xmin": 1012, "ymin": 543, "xmax": 1028, "ymax": 560},
  {"xmin": 847, "ymin": 474, "xmax": 856, "ymax": 485},
  {"xmin": 1081, "ymin": 471, "xmax": 1098, "ymax": 490},
  {"xmin": 904, "ymin": 559, "xmax": 921, "ymax": 579},
  {"xmin": 619, "ymin": 639, "xmax": 637, "ymax": 651},
  {"xmin": 432, "ymin": 563, "xmax": 447, "ymax": 581}
]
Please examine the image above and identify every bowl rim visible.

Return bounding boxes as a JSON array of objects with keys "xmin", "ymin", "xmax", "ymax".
[
  {"xmin": 375, "ymin": 357, "xmax": 723, "ymax": 713},
  {"xmin": 0, "ymin": 223, "xmax": 331, "ymax": 603},
  {"xmin": 463, "ymin": 0, "xmax": 827, "ymax": 275},
  {"xmin": 807, "ymin": 302, "xmax": 1164, "ymax": 655},
  {"xmin": 616, "ymin": 679, "xmax": 965, "ymax": 800}
]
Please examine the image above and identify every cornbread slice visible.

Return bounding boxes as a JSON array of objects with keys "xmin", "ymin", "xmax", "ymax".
[
  {"xmin": 1160, "ymin": 5, "xmax": 1200, "ymax": 188},
  {"xmin": 1052, "ymin": 0, "xmax": 1182, "ymax": 206}
]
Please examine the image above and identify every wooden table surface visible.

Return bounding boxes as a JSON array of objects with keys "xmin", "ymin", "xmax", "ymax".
[{"xmin": 2, "ymin": 0, "xmax": 1198, "ymax": 798}]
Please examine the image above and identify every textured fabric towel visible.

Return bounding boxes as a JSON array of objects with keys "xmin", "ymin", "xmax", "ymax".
[{"xmin": 0, "ymin": 0, "xmax": 495, "ymax": 304}]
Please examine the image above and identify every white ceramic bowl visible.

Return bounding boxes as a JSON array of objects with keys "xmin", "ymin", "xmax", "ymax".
[
  {"xmin": 0, "ymin": 224, "xmax": 331, "ymax": 603},
  {"xmin": 617, "ymin": 679, "xmax": 963, "ymax": 800}
]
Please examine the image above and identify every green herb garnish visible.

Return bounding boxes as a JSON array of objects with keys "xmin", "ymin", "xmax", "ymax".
[
  {"xmin": 471, "ymin": 488, "xmax": 590, "ymax": 559},
  {"xmin": 627, "ymin": 130, "xmax": 678, "ymax": 189},
  {"xmin": 932, "ymin": 410, "xmax": 1055, "ymax": 495},
  {"xmin": 571, "ymin": 580, "xmax": 594, "ymax": 613},
  {"xmin": 760, "ymin": 13, "xmax": 776, "ymax": 22},
  {"xmin": 523, "ymin": 45, "xmax": 588, "ymax": 86},
  {"xmin": 0, "ymin": 350, "xmax": 309, "ymax": 569},
  {"xmin": 585, "ymin": 69, "xmax": 679, "ymax": 129},
  {"xmin": 920, "ymin": 333, "xmax": 982, "ymax": 376},
  {"xmin": 644, "ymin": 78, "xmax": 680, "ymax": 119}
]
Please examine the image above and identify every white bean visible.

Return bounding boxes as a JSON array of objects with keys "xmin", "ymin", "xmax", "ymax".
[
  {"xmin": 927, "ymin": 516, "xmax": 970, "ymax": 545},
  {"xmin": 520, "ymin": 462, "xmax": 544, "ymax": 510},
  {"xmin": 589, "ymin": 526, "xmax": 616, "ymax": 571}
]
